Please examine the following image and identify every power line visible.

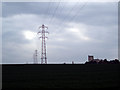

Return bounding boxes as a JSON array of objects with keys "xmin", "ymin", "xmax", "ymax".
[
  {"xmin": 43, "ymin": 0, "xmax": 51, "ymax": 23},
  {"xmin": 68, "ymin": 1, "xmax": 88, "ymax": 23},
  {"xmin": 44, "ymin": 0, "xmax": 53, "ymax": 24},
  {"xmin": 50, "ymin": 1, "xmax": 65, "ymax": 25},
  {"xmin": 57, "ymin": 1, "xmax": 88, "ymax": 31},
  {"xmin": 53, "ymin": 0, "xmax": 81, "ymax": 30},
  {"xmin": 58, "ymin": 0, "xmax": 80, "ymax": 25},
  {"xmin": 49, "ymin": 0, "xmax": 61, "ymax": 25}
]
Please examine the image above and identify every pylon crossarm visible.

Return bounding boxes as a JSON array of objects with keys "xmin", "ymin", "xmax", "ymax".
[
  {"xmin": 44, "ymin": 26, "xmax": 48, "ymax": 29},
  {"xmin": 38, "ymin": 26, "xmax": 42, "ymax": 29},
  {"xmin": 37, "ymin": 31, "xmax": 41, "ymax": 34},
  {"xmin": 39, "ymin": 37, "xmax": 42, "ymax": 39}
]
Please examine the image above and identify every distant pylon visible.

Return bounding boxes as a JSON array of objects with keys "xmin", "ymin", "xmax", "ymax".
[
  {"xmin": 38, "ymin": 24, "xmax": 49, "ymax": 64},
  {"xmin": 33, "ymin": 50, "xmax": 38, "ymax": 64}
]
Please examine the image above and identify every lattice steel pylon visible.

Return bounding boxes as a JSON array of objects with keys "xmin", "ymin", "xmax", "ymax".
[
  {"xmin": 33, "ymin": 50, "xmax": 38, "ymax": 64},
  {"xmin": 38, "ymin": 24, "xmax": 49, "ymax": 64}
]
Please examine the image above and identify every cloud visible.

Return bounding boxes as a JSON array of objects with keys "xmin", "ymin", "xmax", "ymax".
[
  {"xmin": 2, "ymin": 2, "xmax": 118, "ymax": 64},
  {"xmin": 23, "ymin": 30, "xmax": 36, "ymax": 40}
]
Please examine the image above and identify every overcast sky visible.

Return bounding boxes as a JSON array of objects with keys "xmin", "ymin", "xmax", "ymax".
[{"xmin": 2, "ymin": 1, "xmax": 118, "ymax": 64}]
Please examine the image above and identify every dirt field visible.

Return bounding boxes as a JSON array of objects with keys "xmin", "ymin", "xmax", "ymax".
[{"xmin": 2, "ymin": 64, "xmax": 120, "ymax": 89}]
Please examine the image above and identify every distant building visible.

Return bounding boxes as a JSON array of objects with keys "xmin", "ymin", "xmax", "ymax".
[
  {"xmin": 72, "ymin": 61, "xmax": 74, "ymax": 64},
  {"xmin": 88, "ymin": 55, "xmax": 94, "ymax": 62},
  {"xmin": 88, "ymin": 55, "xmax": 101, "ymax": 63},
  {"xmin": 86, "ymin": 55, "xmax": 120, "ymax": 64}
]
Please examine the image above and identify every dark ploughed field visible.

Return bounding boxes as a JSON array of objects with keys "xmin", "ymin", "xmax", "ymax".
[{"xmin": 2, "ymin": 64, "xmax": 120, "ymax": 90}]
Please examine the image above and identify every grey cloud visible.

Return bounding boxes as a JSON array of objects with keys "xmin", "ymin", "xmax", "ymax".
[
  {"xmin": 2, "ymin": 31, "xmax": 29, "ymax": 44},
  {"xmin": 2, "ymin": 2, "xmax": 62, "ymax": 17},
  {"xmin": 2, "ymin": 2, "xmax": 117, "ymax": 26},
  {"xmin": 2, "ymin": 2, "xmax": 118, "ymax": 64},
  {"xmin": 64, "ymin": 2, "xmax": 117, "ymax": 26}
]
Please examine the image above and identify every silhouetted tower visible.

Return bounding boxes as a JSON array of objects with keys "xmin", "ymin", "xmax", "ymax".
[
  {"xmin": 72, "ymin": 61, "xmax": 74, "ymax": 64},
  {"xmin": 88, "ymin": 55, "xmax": 94, "ymax": 62},
  {"xmin": 38, "ymin": 24, "xmax": 49, "ymax": 64},
  {"xmin": 33, "ymin": 50, "xmax": 38, "ymax": 64}
]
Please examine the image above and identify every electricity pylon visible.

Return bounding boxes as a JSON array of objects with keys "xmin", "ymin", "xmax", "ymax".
[
  {"xmin": 33, "ymin": 50, "xmax": 38, "ymax": 64},
  {"xmin": 38, "ymin": 24, "xmax": 49, "ymax": 64}
]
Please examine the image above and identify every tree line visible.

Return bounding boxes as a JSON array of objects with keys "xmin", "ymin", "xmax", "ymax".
[{"xmin": 85, "ymin": 59, "xmax": 120, "ymax": 64}]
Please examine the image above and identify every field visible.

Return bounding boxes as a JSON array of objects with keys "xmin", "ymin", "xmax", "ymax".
[{"xmin": 2, "ymin": 64, "xmax": 120, "ymax": 89}]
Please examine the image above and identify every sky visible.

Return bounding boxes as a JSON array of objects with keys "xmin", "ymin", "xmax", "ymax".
[{"xmin": 2, "ymin": 0, "xmax": 118, "ymax": 64}]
